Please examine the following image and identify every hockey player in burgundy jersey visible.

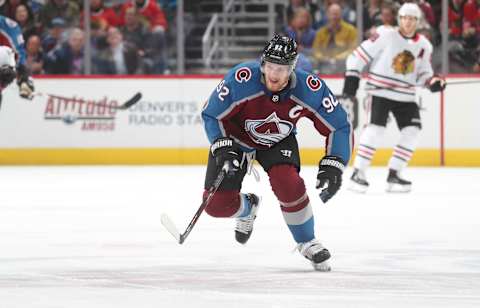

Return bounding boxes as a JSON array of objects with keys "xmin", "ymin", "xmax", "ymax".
[
  {"xmin": 342, "ymin": 3, "xmax": 446, "ymax": 193},
  {"xmin": 201, "ymin": 35, "xmax": 353, "ymax": 271}
]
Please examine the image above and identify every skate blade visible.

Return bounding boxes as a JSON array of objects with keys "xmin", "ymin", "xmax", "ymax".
[
  {"xmin": 348, "ymin": 181, "xmax": 368, "ymax": 193},
  {"xmin": 312, "ymin": 260, "xmax": 331, "ymax": 272},
  {"xmin": 386, "ymin": 183, "xmax": 411, "ymax": 193}
]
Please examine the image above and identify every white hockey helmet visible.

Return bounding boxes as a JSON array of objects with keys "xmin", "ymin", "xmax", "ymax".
[
  {"xmin": 0, "ymin": 46, "xmax": 16, "ymax": 68},
  {"xmin": 398, "ymin": 3, "xmax": 421, "ymax": 20}
]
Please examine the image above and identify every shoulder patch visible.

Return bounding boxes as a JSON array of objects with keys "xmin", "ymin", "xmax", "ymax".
[
  {"xmin": 234, "ymin": 67, "xmax": 252, "ymax": 83},
  {"xmin": 306, "ymin": 75, "xmax": 322, "ymax": 91}
]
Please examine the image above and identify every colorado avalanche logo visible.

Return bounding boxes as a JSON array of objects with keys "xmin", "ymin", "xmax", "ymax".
[
  {"xmin": 306, "ymin": 75, "xmax": 322, "ymax": 91},
  {"xmin": 244, "ymin": 112, "xmax": 294, "ymax": 147},
  {"xmin": 235, "ymin": 67, "xmax": 252, "ymax": 83}
]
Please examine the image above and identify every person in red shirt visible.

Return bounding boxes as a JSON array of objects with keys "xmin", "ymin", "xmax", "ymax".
[
  {"xmin": 448, "ymin": 0, "xmax": 477, "ymax": 39},
  {"xmin": 80, "ymin": 0, "xmax": 120, "ymax": 31},
  {"xmin": 120, "ymin": 0, "xmax": 168, "ymax": 32},
  {"xmin": 119, "ymin": 0, "xmax": 168, "ymax": 73}
]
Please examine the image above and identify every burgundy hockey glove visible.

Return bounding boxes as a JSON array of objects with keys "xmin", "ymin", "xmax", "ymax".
[
  {"xmin": 427, "ymin": 75, "xmax": 446, "ymax": 93},
  {"xmin": 316, "ymin": 156, "xmax": 345, "ymax": 203},
  {"xmin": 210, "ymin": 137, "xmax": 242, "ymax": 177}
]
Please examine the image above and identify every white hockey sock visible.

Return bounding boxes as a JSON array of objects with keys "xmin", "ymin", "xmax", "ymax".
[
  {"xmin": 353, "ymin": 124, "xmax": 385, "ymax": 171},
  {"xmin": 388, "ymin": 126, "xmax": 421, "ymax": 171}
]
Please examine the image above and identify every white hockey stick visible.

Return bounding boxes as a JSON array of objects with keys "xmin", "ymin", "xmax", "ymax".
[{"xmin": 161, "ymin": 214, "xmax": 181, "ymax": 242}]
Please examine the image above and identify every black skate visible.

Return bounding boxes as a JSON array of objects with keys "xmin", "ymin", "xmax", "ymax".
[
  {"xmin": 297, "ymin": 239, "xmax": 331, "ymax": 271},
  {"xmin": 348, "ymin": 168, "xmax": 369, "ymax": 193},
  {"xmin": 235, "ymin": 194, "xmax": 260, "ymax": 244},
  {"xmin": 386, "ymin": 169, "xmax": 412, "ymax": 193}
]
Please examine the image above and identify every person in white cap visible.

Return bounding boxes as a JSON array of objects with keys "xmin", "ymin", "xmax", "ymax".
[{"xmin": 342, "ymin": 2, "xmax": 446, "ymax": 193}]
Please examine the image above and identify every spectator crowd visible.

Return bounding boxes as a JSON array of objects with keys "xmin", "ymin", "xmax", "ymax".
[
  {"xmin": 280, "ymin": 0, "xmax": 480, "ymax": 74},
  {"xmin": 1, "ymin": 0, "xmax": 479, "ymax": 75},
  {"xmin": 1, "ymin": 0, "xmax": 173, "ymax": 75}
]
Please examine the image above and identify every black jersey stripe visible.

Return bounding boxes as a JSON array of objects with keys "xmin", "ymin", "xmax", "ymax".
[
  {"xmin": 366, "ymin": 82, "xmax": 416, "ymax": 96},
  {"xmin": 369, "ymin": 72, "xmax": 415, "ymax": 86}
]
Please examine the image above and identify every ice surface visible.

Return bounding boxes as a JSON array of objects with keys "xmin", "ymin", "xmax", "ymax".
[{"xmin": 0, "ymin": 166, "xmax": 479, "ymax": 308}]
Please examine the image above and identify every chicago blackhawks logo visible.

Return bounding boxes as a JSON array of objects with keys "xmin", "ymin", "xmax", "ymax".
[
  {"xmin": 392, "ymin": 50, "xmax": 415, "ymax": 75},
  {"xmin": 244, "ymin": 112, "xmax": 293, "ymax": 147}
]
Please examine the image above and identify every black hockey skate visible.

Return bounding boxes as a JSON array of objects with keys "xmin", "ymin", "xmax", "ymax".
[
  {"xmin": 297, "ymin": 239, "xmax": 331, "ymax": 271},
  {"xmin": 348, "ymin": 168, "xmax": 369, "ymax": 193},
  {"xmin": 235, "ymin": 194, "xmax": 260, "ymax": 244},
  {"xmin": 386, "ymin": 169, "xmax": 412, "ymax": 193}
]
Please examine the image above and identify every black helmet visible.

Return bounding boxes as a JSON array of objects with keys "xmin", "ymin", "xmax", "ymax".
[{"xmin": 261, "ymin": 34, "xmax": 298, "ymax": 67}]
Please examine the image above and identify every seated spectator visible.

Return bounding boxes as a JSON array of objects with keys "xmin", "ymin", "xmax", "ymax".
[
  {"xmin": 120, "ymin": 6, "xmax": 154, "ymax": 73},
  {"xmin": 25, "ymin": 34, "xmax": 44, "ymax": 74},
  {"xmin": 379, "ymin": 2, "xmax": 397, "ymax": 27},
  {"xmin": 41, "ymin": 17, "xmax": 67, "ymax": 53},
  {"xmin": 314, "ymin": 0, "xmax": 356, "ymax": 29},
  {"xmin": 283, "ymin": 7, "xmax": 315, "ymax": 72},
  {"xmin": 37, "ymin": 0, "xmax": 80, "ymax": 29},
  {"xmin": 447, "ymin": 0, "xmax": 479, "ymax": 72},
  {"xmin": 14, "ymin": 3, "xmax": 38, "ymax": 41},
  {"xmin": 283, "ymin": 0, "xmax": 319, "ymax": 26},
  {"xmin": 448, "ymin": 0, "xmax": 477, "ymax": 40},
  {"xmin": 120, "ymin": 0, "xmax": 168, "ymax": 33},
  {"xmin": 312, "ymin": 3, "xmax": 357, "ymax": 74},
  {"xmin": 44, "ymin": 28, "xmax": 85, "ymax": 74},
  {"xmin": 121, "ymin": 6, "xmax": 150, "ymax": 51},
  {"xmin": 0, "ymin": 0, "xmax": 28, "ymax": 19},
  {"xmin": 363, "ymin": 0, "xmax": 383, "ymax": 39},
  {"xmin": 119, "ymin": 0, "xmax": 169, "ymax": 73},
  {"xmin": 93, "ymin": 26, "xmax": 140, "ymax": 75},
  {"xmin": 366, "ymin": 2, "xmax": 397, "ymax": 38},
  {"xmin": 284, "ymin": 7, "xmax": 316, "ymax": 56}
]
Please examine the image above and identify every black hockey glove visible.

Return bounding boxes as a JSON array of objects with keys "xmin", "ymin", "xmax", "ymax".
[
  {"xmin": 316, "ymin": 155, "xmax": 345, "ymax": 203},
  {"xmin": 16, "ymin": 64, "xmax": 34, "ymax": 100},
  {"xmin": 18, "ymin": 77, "xmax": 34, "ymax": 100},
  {"xmin": 427, "ymin": 75, "xmax": 446, "ymax": 93},
  {"xmin": 0, "ymin": 65, "xmax": 16, "ymax": 88},
  {"xmin": 210, "ymin": 137, "xmax": 242, "ymax": 177},
  {"xmin": 342, "ymin": 75, "xmax": 360, "ymax": 98}
]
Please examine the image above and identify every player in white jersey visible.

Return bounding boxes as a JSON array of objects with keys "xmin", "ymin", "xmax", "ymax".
[{"xmin": 342, "ymin": 3, "xmax": 446, "ymax": 193}]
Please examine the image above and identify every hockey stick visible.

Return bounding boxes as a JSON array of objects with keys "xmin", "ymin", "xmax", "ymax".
[
  {"xmin": 32, "ymin": 91, "xmax": 142, "ymax": 110},
  {"xmin": 366, "ymin": 79, "xmax": 480, "ymax": 91},
  {"xmin": 161, "ymin": 163, "xmax": 228, "ymax": 244},
  {"xmin": 445, "ymin": 80, "xmax": 480, "ymax": 86}
]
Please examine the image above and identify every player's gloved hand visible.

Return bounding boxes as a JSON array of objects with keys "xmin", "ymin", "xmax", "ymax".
[
  {"xmin": 18, "ymin": 76, "xmax": 34, "ymax": 100},
  {"xmin": 427, "ymin": 75, "xmax": 446, "ymax": 93},
  {"xmin": 316, "ymin": 155, "xmax": 345, "ymax": 203},
  {"xmin": 211, "ymin": 137, "xmax": 241, "ymax": 177},
  {"xmin": 342, "ymin": 75, "xmax": 360, "ymax": 98},
  {"xmin": 0, "ymin": 65, "xmax": 16, "ymax": 89}
]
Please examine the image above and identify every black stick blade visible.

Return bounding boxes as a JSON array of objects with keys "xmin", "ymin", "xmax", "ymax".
[{"xmin": 118, "ymin": 92, "xmax": 142, "ymax": 110}]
